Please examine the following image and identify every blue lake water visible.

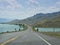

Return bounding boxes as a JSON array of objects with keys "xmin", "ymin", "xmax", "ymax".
[
  {"xmin": 35, "ymin": 28, "xmax": 60, "ymax": 32},
  {"xmin": 0, "ymin": 24, "xmax": 23, "ymax": 33}
]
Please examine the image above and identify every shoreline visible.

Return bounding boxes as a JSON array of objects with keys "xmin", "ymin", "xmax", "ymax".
[
  {"xmin": 0, "ymin": 29, "xmax": 26, "ymax": 34},
  {"xmin": 32, "ymin": 28, "xmax": 60, "ymax": 39}
]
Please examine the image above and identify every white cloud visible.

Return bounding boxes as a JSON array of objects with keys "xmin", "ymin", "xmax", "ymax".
[
  {"xmin": 27, "ymin": 0, "xmax": 40, "ymax": 7},
  {"xmin": 0, "ymin": 0, "xmax": 60, "ymax": 19},
  {"xmin": 56, "ymin": 2, "xmax": 60, "ymax": 7},
  {"xmin": 42, "ymin": 6, "xmax": 60, "ymax": 13},
  {"xmin": 0, "ymin": 0, "xmax": 23, "ymax": 10},
  {"xmin": 33, "ymin": 1, "xmax": 60, "ymax": 13},
  {"xmin": 0, "ymin": 10, "xmax": 32, "ymax": 19},
  {"xmin": 28, "ymin": 0, "xmax": 39, "ymax": 4},
  {"xmin": 30, "ymin": 6, "xmax": 60, "ymax": 13},
  {"xmin": 56, "ymin": 2, "xmax": 60, "ymax": 5}
]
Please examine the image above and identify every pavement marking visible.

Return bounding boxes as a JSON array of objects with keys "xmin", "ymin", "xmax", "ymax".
[
  {"xmin": 0, "ymin": 36, "xmax": 19, "ymax": 45},
  {"xmin": 34, "ymin": 33, "xmax": 51, "ymax": 45}
]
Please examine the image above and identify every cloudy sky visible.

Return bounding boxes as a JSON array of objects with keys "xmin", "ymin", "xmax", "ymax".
[{"xmin": 0, "ymin": 0, "xmax": 60, "ymax": 19}]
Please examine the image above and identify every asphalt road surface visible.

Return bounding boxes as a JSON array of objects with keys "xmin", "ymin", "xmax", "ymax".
[{"xmin": 0, "ymin": 27, "xmax": 60, "ymax": 45}]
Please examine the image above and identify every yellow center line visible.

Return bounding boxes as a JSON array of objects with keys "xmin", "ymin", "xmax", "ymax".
[{"xmin": 0, "ymin": 36, "xmax": 19, "ymax": 45}]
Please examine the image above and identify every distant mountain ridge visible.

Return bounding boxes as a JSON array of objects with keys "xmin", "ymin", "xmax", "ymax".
[
  {"xmin": 8, "ymin": 11, "xmax": 60, "ymax": 27},
  {"xmin": 0, "ymin": 18, "xmax": 13, "ymax": 23},
  {"xmin": 0, "ymin": 18, "xmax": 8, "ymax": 23}
]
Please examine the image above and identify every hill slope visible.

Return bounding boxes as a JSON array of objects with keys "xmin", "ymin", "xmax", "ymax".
[{"xmin": 9, "ymin": 11, "xmax": 60, "ymax": 27}]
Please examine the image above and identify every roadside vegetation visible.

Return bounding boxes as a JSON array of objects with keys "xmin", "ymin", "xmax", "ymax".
[
  {"xmin": 33, "ymin": 20, "xmax": 60, "ymax": 28},
  {"xmin": 41, "ymin": 32, "xmax": 60, "ymax": 38}
]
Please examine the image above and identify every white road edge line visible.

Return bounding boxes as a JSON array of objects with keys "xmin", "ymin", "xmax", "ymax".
[{"xmin": 34, "ymin": 33, "xmax": 51, "ymax": 45}]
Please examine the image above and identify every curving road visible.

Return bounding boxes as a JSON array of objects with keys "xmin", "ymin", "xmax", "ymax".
[{"xmin": 0, "ymin": 26, "xmax": 60, "ymax": 45}]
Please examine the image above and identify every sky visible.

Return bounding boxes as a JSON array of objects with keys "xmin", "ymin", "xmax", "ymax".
[{"xmin": 0, "ymin": 0, "xmax": 60, "ymax": 19}]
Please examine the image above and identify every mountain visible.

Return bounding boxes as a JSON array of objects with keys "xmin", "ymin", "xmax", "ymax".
[
  {"xmin": 8, "ymin": 11, "xmax": 60, "ymax": 27},
  {"xmin": 0, "ymin": 18, "xmax": 13, "ymax": 23},
  {"xmin": 23, "ymin": 11, "xmax": 60, "ymax": 25}
]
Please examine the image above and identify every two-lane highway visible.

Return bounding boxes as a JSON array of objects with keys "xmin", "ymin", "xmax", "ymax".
[{"xmin": 0, "ymin": 27, "xmax": 60, "ymax": 45}]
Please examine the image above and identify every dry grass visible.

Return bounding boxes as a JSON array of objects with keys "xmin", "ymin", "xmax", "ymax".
[{"xmin": 41, "ymin": 32, "xmax": 60, "ymax": 38}]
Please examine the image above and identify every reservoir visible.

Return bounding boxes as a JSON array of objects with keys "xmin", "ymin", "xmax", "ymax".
[
  {"xmin": 0, "ymin": 24, "xmax": 24, "ymax": 33},
  {"xmin": 35, "ymin": 28, "xmax": 60, "ymax": 32}
]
